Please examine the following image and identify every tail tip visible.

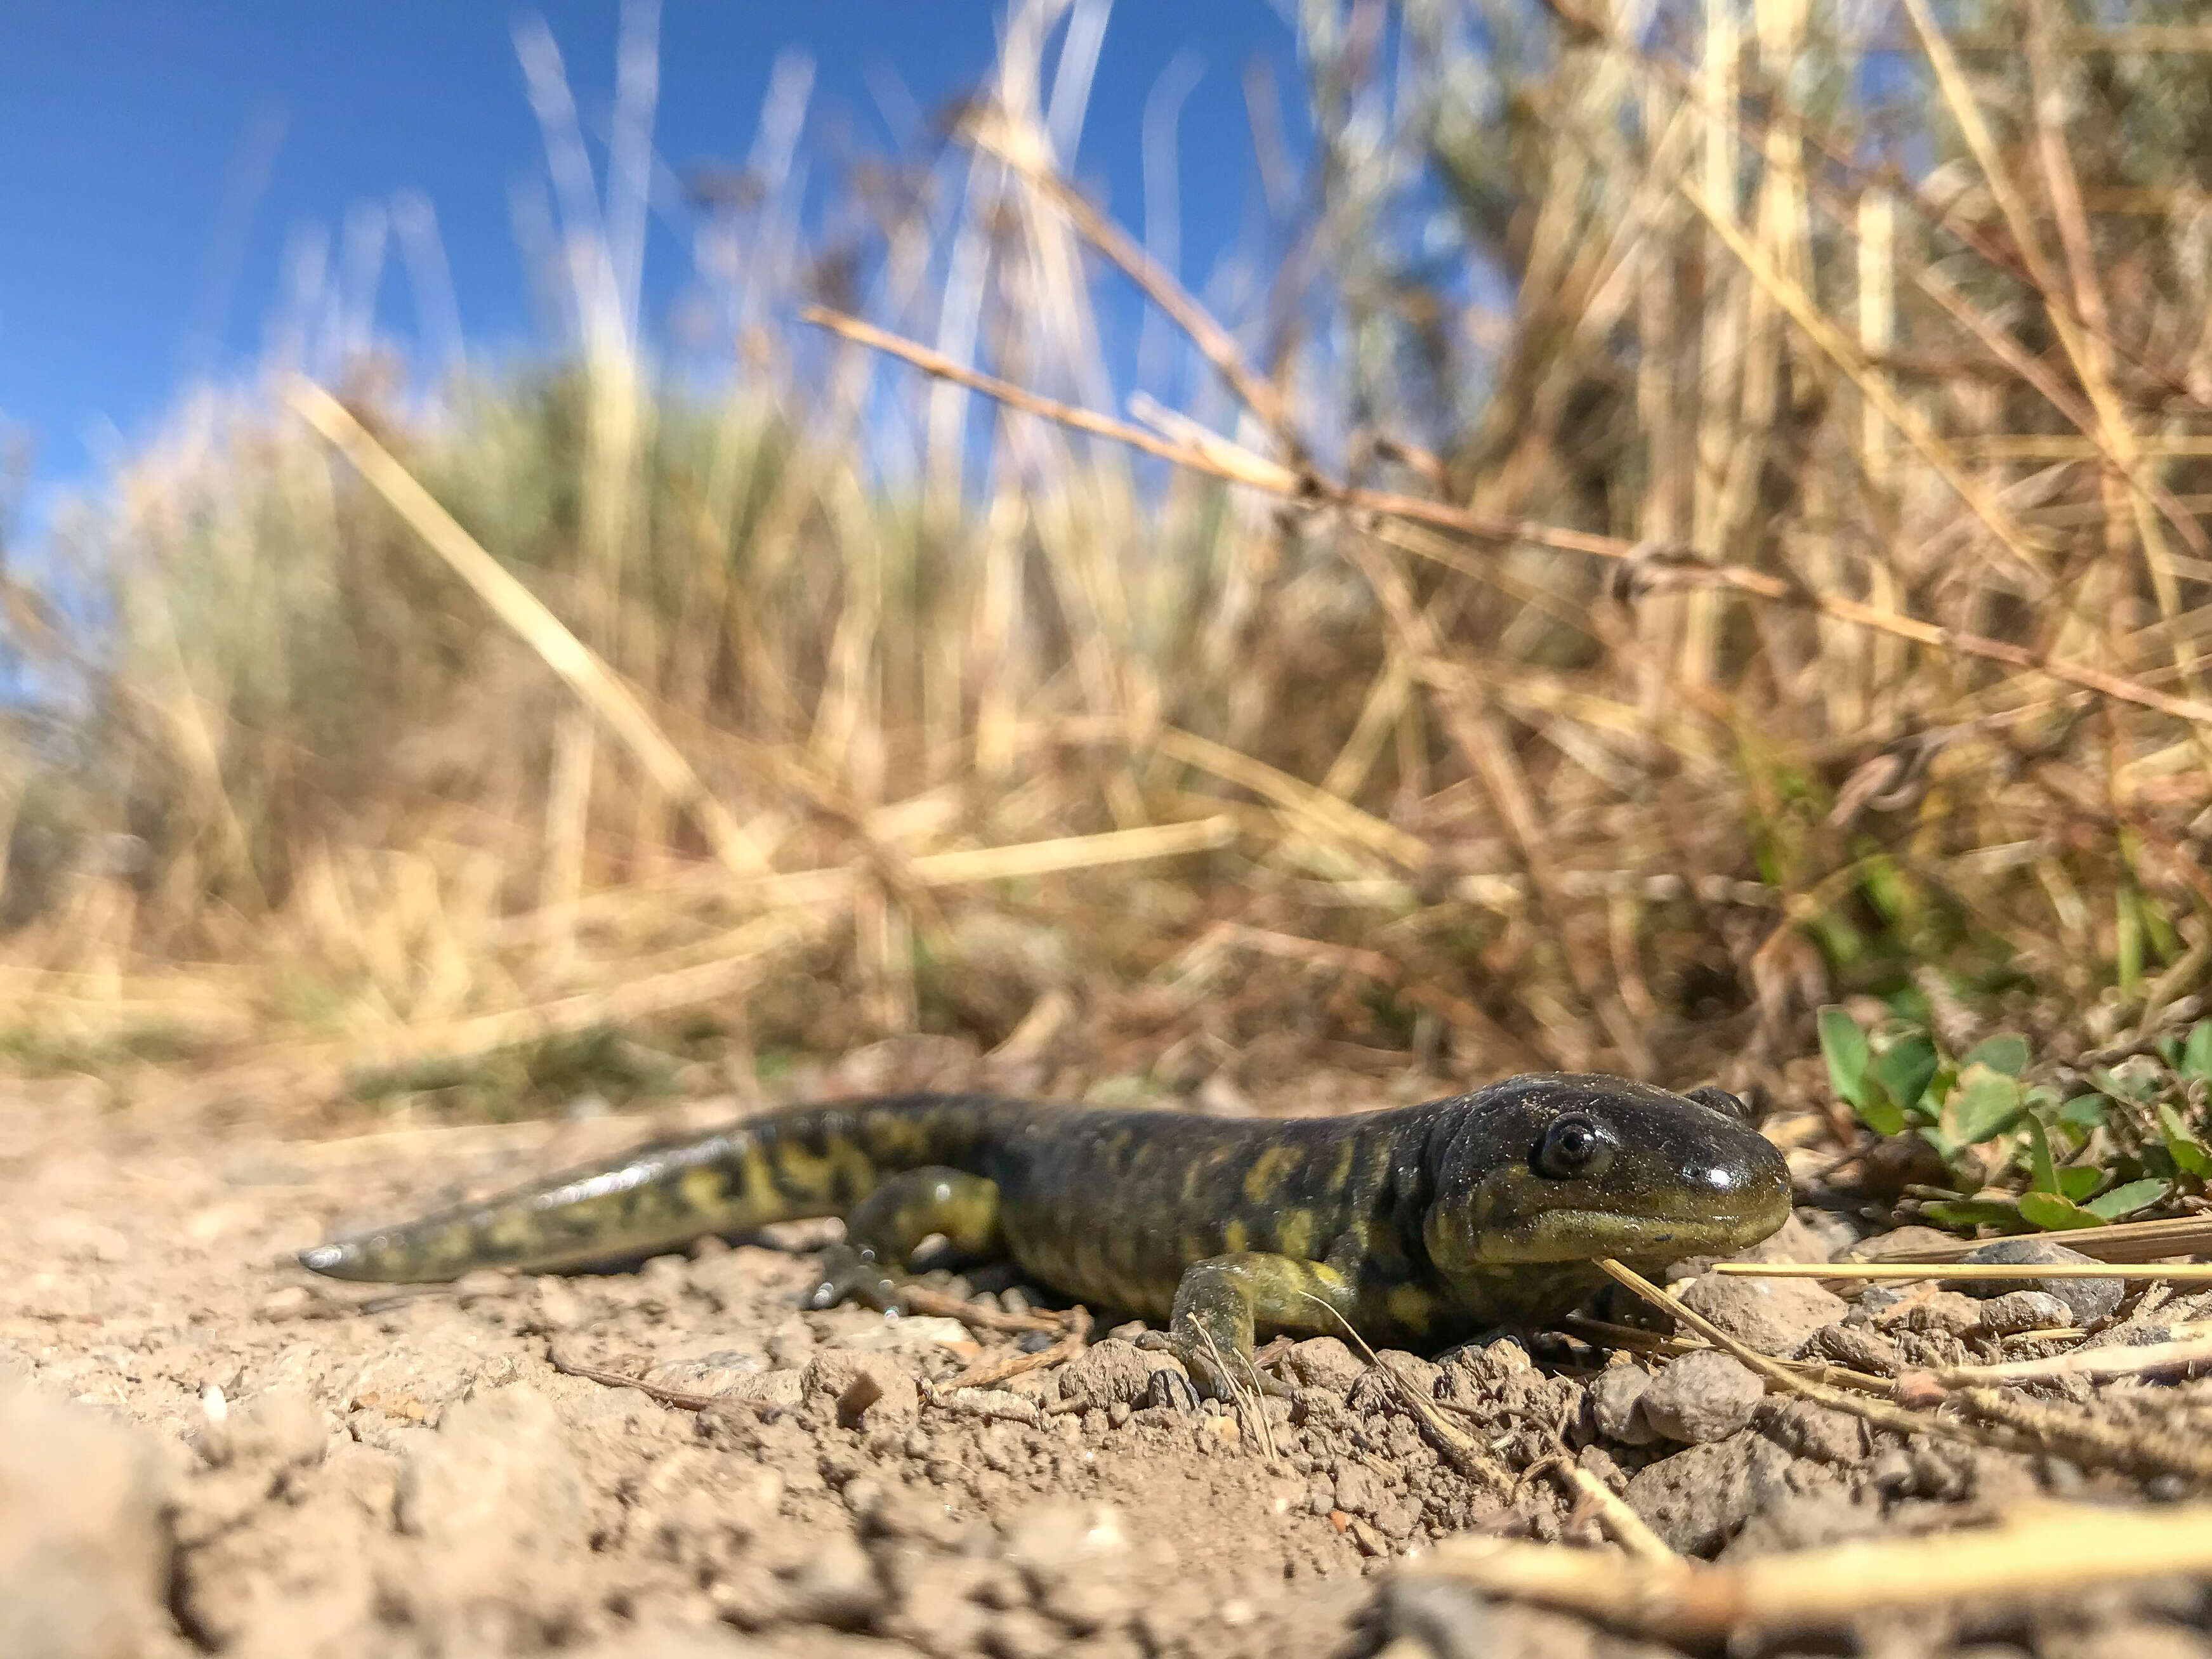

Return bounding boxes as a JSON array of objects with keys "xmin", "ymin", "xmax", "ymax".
[{"xmin": 297, "ymin": 1242, "xmax": 351, "ymax": 1277}]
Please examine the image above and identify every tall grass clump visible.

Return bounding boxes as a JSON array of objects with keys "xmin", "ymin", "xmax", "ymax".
[{"xmin": 6, "ymin": 0, "xmax": 2212, "ymax": 1126}]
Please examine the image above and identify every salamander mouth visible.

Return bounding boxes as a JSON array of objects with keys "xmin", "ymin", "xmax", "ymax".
[{"xmin": 1474, "ymin": 1170, "xmax": 1793, "ymax": 1264}]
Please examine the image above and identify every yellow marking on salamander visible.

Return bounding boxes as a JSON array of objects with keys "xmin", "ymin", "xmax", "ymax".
[
  {"xmin": 1275, "ymin": 1208, "xmax": 1313, "ymax": 1260},
  {"xmin": 1330, "ymin": 1138, "xmax": 1356, "ymax": 1190},
  {"xmin": 679, "ymin": 1164, "xmax": 725, "ymax": 1215},
  {"xmin": 1242, "ymin": 1144, "xmax": 1298, "ymax": 1203},
  {"xmin": 1386, "ymin": 1282, "xmax": 1435, "ymax": 1334}
]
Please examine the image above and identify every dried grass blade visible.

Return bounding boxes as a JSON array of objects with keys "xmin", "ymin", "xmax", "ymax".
[
  {"xmin": 286, "ymin": 377, "xmax": 772, "ymax": 878},
  {"xmin": 1406, "ymin": 1500, "xmax": 2212, "ymax": 1637}
]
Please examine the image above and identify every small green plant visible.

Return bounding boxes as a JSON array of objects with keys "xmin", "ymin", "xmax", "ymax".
[{"xmin": 1819, "ymin": 1006, "xmax": 2212, "ymax": 1233}]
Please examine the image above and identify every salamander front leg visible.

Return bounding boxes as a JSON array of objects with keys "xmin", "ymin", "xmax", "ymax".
[
  {"xmin": 804, "ymin": 1166, "xmax": 1003, "ymax": 1313},
  {"xmin": 1167, "ymin": 1252, "xmax": 1356, "ymax": 1400}
]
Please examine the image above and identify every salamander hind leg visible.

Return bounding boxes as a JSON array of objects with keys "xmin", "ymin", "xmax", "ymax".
[
  {"xmin": 803, "ymin": 1167, "xmax": 1003, "ymax": 1313},
  {"xmin": 1167, "ymin": 1253, "xmax": 1355, "ymax": 1400}
]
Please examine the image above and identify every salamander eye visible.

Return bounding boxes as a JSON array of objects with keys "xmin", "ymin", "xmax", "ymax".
[
  {"xmin": 1687, "ymin": 1085, "xmax": 1752, "ymax": 1122},
  {"xmin": 1534, "ymin": 1114, "xmax": 1613, "ymax": 1180}
]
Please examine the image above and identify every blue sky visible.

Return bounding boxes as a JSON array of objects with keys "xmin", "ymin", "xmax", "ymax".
[{"xmin": 0, "ymin": 3, "xmax": 1307, "ymax": 514}]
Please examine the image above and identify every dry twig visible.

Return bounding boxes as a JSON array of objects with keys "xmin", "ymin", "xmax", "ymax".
[{"xmin": 1404, "ymin": 1500, "xmax": 2212, "ymax": 1638}]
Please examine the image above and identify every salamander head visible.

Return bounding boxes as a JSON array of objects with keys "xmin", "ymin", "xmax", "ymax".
[{"xmin": 1421, "ymin": 1073, "xmax": 1791, "ymax": 1273}]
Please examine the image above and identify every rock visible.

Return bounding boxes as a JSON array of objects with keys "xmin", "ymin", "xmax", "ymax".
[
  {"xmin": 1589, "ymin": 1362, "xmax": 1659, "ymax": 1446},
  {"xmin": 1280, "ymin": 1337, "xmax": 1365, "ymax": 1394},
  {"xmin": 1956, "ymin": 1239, "xmax": 2125, "ymax": 1327},
  {"xmin": 1896, "ymin": 1291, "xmax": 1987, "ymax": 1337},
  {"xmin": 1623, "ymin": 1431, "xmax": 1793, "ymax": 1556},
  {"xmin": 803, "ymin": 1351, "xmax": 919, "ymax": 1427},
  {"xmin": 1973, "ymin": 1289, "xmax": 2075, "ymax": 1336},
  {"xmin": 832, "ymin": 1315, "xmax": 973, "ymax": 1354},
  {"xmin": 649, "ymin": 1348, "xmax": 767, "ymax": 1398},
  {"xmin": 1675, "ymin": 1273, "xmax": 1848, "ymax": 1356},
  {"xmin": 1640, "ymin": 1351, "xmax": 1763, "ymax": 1445},
  {"xmin": 0, "ymin": 1386, "xmax": 171, "ymax": 1659},
  {"xmin": 1847, "ymin": 1285, "xmax": 1912, "ymax": 1322},
  {"xmin": 390, "ymin": 1383, "xmax": 593, "ymax": 1637},
  {"xmin": 711, "ymin": 1370, "xmax": 805, "ymax": 1410},
  {"xmin": 1799, "ymin": 1323, "xmax": 1901, "ymax": 1376}
]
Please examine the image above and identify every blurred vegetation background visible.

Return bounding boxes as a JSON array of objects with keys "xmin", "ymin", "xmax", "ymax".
[{"xmin": 7, "ymin": 0, "xmax": 2212, "ymax": 1150}]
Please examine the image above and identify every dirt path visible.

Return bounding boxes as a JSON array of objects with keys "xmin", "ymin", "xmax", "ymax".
[{"xmin": 3, "ymin": 1066, "xmax": 2210, "ymax": 1659}]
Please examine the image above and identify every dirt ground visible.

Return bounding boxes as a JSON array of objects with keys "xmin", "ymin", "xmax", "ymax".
[{"xmin": 5, "ymin": 1042, "xmax": 2212, "ymax": 1659}]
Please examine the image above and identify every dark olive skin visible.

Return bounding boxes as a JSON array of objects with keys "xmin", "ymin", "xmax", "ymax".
[{"xmin": 301, "ymin": 1073, "xmax": 1791, "ymax": 1396}]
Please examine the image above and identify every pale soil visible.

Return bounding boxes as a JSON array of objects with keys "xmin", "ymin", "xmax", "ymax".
[{"xmin": 3, "ymin": 1043, "xmax": 2210, "ymax": 1659}]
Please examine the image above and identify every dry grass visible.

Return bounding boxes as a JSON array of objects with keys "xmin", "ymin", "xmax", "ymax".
[{"xmin": 8, "ymin": 0, "xmax": 2212, "ymax": 1117}]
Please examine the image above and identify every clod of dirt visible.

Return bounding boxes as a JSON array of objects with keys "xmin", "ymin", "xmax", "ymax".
[
  {"xmin": 1800, "ymin": 1321, "xmax": 1902, "ymax": 1375},
  {"xmin": 803, "ymin": 1349, "xmax": 921, "ymax": 1426},
  {"xmin": 1957, "ymin": 1239, "xmax": 2126, "ymax": 1326},
  {"xmin": 1588, "ymin": 1361, "xmax": 1659, "ymax": 1446},
  {"xmin": 1054, "ymin": 1338, "xmax": 1185, "ymax": 1412},
  {"xmin": 1638, "ymin": 1350, "xmax": 1763, "ymax": 1445},
  {"xmin": 1894, "ymin": 1290, "xmax": 1990, "ymax": 1339},
  {"xmin": 0, "ymin": 1384, "xmax": 173, "ymax": 1659},
  {"xmin": 390, "ymin": 1383, "xmax": 596, "ymax": 1642},
  {"xmin": 1280, "ymin": 1337, "xmax": 1366, "ymax": 1393},
  {"xmin": 1675, "ymin": 1271, "xmax": 1848, "ymax": 1356}
]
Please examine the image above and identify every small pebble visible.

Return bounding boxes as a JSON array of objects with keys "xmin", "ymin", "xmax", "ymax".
[
  {"xmin": 1590, "ymin": 1362, "xmax": 1659, "ymax": 1446},
  {"xmin": 1638, "ymin": 1351, "xmax": 1763, "ymax": 1445},
  {"xmin": 1973, "ymin": 1289, "xmax": 2074, "ymax": 1337}
]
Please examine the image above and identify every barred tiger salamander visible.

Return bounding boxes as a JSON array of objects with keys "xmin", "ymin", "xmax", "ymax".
[{"xmin": 300, "ymin": 1074, "xmax": 1791, "ymax": 1393}]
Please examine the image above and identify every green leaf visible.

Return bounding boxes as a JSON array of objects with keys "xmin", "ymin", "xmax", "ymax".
[
  {"xmin": 2057, "ymin": 1166, "xmax": 2102, "ymax": 1202},
  {"xmin": 1963, "ymin": 1033, "xmax": 2030, "ymax": 1077},
  {"xmin": 1858, "ymin": 1094, "xmax": 1908, "ymax": 1137},
  {"xmin": 2020, "ymin": 1113, "xmax": 2060, "ymax": 1195},
  {"xmin": 2184, "ymin": 1020, "xmax": 2212, "ymax": 1083},
  {"xmin": 2059, "ymin": 1094, "xmax": 2108, "ymax": 1131},
  {"xmin": 1870, "ymin": 1033, "xmax": 1942, "ymax": 1123},
  {"xmin": 2092, "ymin": 1064, "xmax": 2157, "ymax": 1105},
  {"xmin": 2158, "ymin": 1104, "xmax": 2211, "ymax": 1177},
  {"xmin": 1819, "ymin": 1006, "xmax": 1872, "ymax": 1109},
  {"xmin": 2086, "ymin": 1178, "xmax": 2169, "ymax": 1221},
  {"xmin": 2017, "ymin": 1191, "xmax": 2107, "ymax": 1230},
  {"xmin": 1920, "ymin": 1198, "xmax": 2024, "ymax": 1231},
  {"xmin": 1943, "ymin": 1064, "xmax": 2025, "ymax": 1146}
]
